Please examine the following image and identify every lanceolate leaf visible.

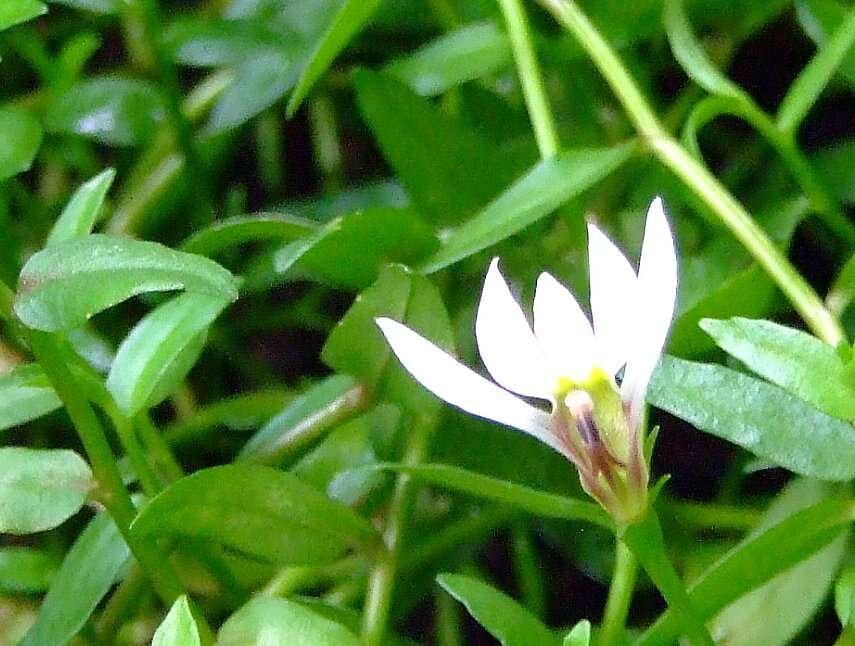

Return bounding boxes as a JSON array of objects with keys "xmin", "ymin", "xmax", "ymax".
[
  {"xmin": 0, "ymin": 364, "xmax": 61, "ymax": 432},
  {"xmin": 46, "ymin": 168, "xmax": 116, "ymax": 247},
  {"xmin": 152, "ymin": 596, "xmax": 202, "ymax": 646},
  {"xmin": 14, "ymin": 234, "xmax": 238, "ymax": 331},
  {"xmin": 180, "ymin": 212, "xmax": 315, "ymax": 256},
  {"xmin": 0, "ymin": 107, "xmax": 43, "ymax": 181},
  {"xmin": 648, "ymin": 355, "xmax": 855, "ymax": 480}
]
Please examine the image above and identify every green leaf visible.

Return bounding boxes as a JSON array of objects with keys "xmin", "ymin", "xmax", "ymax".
[
  {"xmin": 0, "ymin": 364, "xmax": 61, "ymax": 431},
  {"xmin": 419, "ymin": 144, "xmax": 634, "ymax": 273},
  {"xmin": 218, "ymin": 596, "xmax": 360, "ymax": 646},
  {"xmin": 385, "ymin": 21, "xmax": 512, "ymax": 96},
  {"xmin": 373, "ymin": 463, "xmax": 611, "ymax": 529},
  {"xmin": 15, "ymin": 234, "xmax": 238, "ymax": 332},
  {"xmin": 163, "ymin": 18, "xmax": 286, "ymax": 67},
  {"xmin": 277, "ymin": 208, "xmax": 439, "ymax": 289},
  {"xmin": 131, "ymin": 464, "xmax": 375, "ymax": 564},
  {"xmin": 0, "ymin": 548, "xmax": 58, "ymax": 593},
  {"xmin": 796, "ymin": 0, "xmax": 855, "ymax": 87},
  {"xmin": 700, "ymin": 317, "xmax": 855, "ymax": 419},
  {"xmin": 45, "ymin": 168, "xmax": 116, "ymax": 247},
  {"xmin": 207, "ymin": 50, "xmax": 301, "ymax": 133},
  {"xmin": 238, "ymin": 375, "xmax": 360, "ymax": 464},
  {"xmin": 180, "ymin": 212, "xmax": 315, "ymax": 256},
  {"xmin": 437, "ymin": 573, "xmax": 561, "ymax": 646},
  {"xmin": 22, "ymin": 511, "xmax": 130, "ymax": 646},
  {"xmin": 835, "ymin": 562, "xmax": 855, "ymax": 626},
  {"xmin": 152, "ymin": 596, "xmax": 201, "ymax": 646},
  {"xmin": 814, "ymin": 139, "xmax": 855, "ymax": 206},
  {"xmin": 107, "ymin": 292, "xmax": 230, "ymax": 416},
  {"xmin": 778, "ymin": 4, "xmax": 855, "ymax": 133},
  {"xmin": 637, "ymin": 496, "xmax": 853, "ymax": 645},
  {"xmin": 648, "ymin": 355, "xmax": 855, "ymax": 481},
  {"xmin": 0, "ymin": 447, "xmax": 92, "ymax": 534},
  {"xmin": 45, "ymin": 76, "xmax": 166, "ymax": 146},
  {"xmin": 562, "ymin": 620, "xmax": 591, "ymax": 646},
  {"xmin": 0, "ymin": 107, "xmax": 43, "ymax": 180},
  {"xmin": 711, "ymin": 479, "xmax": 849, "ymax": 646},
  {"xmin": 354, "ymin": 69, "xmax": 530, "ymax": 225},
  {"xmin": 663, "ymin": 0, "xmax": 748, "ymax": 99},
  {"xmin": 286, "ymin": 0, "xmax": 384, "ymax": 116},
  {"xmin": 322, "ymin": 264, "xmax": 455, "ymax": 412},
  {"xmin": 0, "ymin": 0, "xmax": 46, "ymax": 31},
  {"xmin": 48, "ymin": 0, "xmax": 117, "ymax": 15}
]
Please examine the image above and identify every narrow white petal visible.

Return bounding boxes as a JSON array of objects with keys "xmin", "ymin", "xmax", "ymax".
[
  {"xmin": 533, "ymin": 272, "xmax": 596, "ymax": 382},
  {"xmin": 376, "ymin": 318, "xmax": 565, "ymax": 455},
  {"xmin": 587, "ymin": 223, "xmax": 638, "ymax": 375},
  {"xmin": 621, "ymin": 197, "xmax": 678, "ymax": 418},
  {"xmin": 475, "ymin": 259, "xmax": 552, "ymax": 398}
]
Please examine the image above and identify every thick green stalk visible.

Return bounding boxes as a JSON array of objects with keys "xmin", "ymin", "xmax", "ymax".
[
  {"xmin": 598, "ymin": 540, "xmax": 638, "ymax": 646},
  {"xmin": 497, "ymin": 0, "xmax": 561, "ymax": 158},
  {"xmin": 536, "ymin": 0, "xmax": 844, "ymax": 346},
  {"xmin": 362, "ymin": 415, "xmax": 436, "ymax": 646},
  {"xmin": 27, "ymin": 331, "xmax": 185, "ymax": 605}
]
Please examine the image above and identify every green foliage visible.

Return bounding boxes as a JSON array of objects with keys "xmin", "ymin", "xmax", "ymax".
[
  {"xmin": 151, "ymin": 596, "xmax": 202, "ymax": 646},
  {"xmin": 0, "ymin": 108, "xmax": 43, "ymax": 180},
  {"xmin": 0, "ymin": 364, "xmax": 61, "ymax": 431}
]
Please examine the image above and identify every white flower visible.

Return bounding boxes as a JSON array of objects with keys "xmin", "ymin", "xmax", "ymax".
[{"xmin": 376, "ymin": 198, "xmax": 677, "ymax": 520}]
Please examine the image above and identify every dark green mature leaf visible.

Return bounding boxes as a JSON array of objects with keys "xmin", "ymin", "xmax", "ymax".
[
  {"xmin": 46, "ymin": 168, "xmax": 115, "ymax": 246},
  {"xmin": 438, "ymin": 573, "xmax": 561, "ymax": 646},
  {"xmin": 711, "ymin": 479, "xmax": 848, "ymax": 646},
  {"xmin": 322, "ymin": 264, "xmax": 455, "ymax": 412},
  {"xmin": 0, "ymin": 364, "xmax": 61, "ymax": 431},
  {"xmin": 131, "ymin": 464, "xmax": 375, "ymax": 564},
  {"xmin": 218, "ymin": 596, "xmax": 360, "ymax": 646},
  {"xmin": 0, "ymin": 448, "xmax": 92, "ymax": 534},
  {"xmin": 279, "ymin": 208, "xmax": 439, "ymax": 289},
  {"xmin": 0, "ymin": 0, "xmax": 46, "ymax": 31},
  {"xmin": 814, "ymin": 139, "xmax": 855, "ymax": 205},
  {"xmin": 648, "ymin": 356, "xmax": 855, "ymax": 480},
  {"xmin": 700, "ymin": 317, "xmax": 855, "ymax": 419},
  {"xmin": 373, "ymin": 464, "xmax": 611, "ymax": 528},
  {"xmin": 48, "ymin": 0, "xmax": 117, "ymax": 14},
  {"xmin": 637, "ymin": 496, "xmax": 853, "ymax": 645},
  {"xmin": 420, "ymin": 145, "xmax": 634, "ymax": 273},
  {"xmin": 163, "ymin": 18, "xmax": 285, "ymax": 67},
  {"xmin": 15, "ymin": 234, "xmax": 238, "ymax": 331},
  {"xmin": 286, "ymin": 0, "xmax": 384, "ymax": 116},
  {"xmin": 0, "ymin": 548, "xmax": 58, "ymax": 593},
  {"xmin": 107, "ymin": 292, "xmax": 231, "ymax": 416},
  {"xmin": 180, "ymin": 212, "xmax": 315, "ymax": 256},
  {"xmin": 22, "ymin": 511, "xmax": 130, "ymax": 646},
  {"xmin": 238, "ymin": 375, "xmax": 361, "ymax": 464},
  {"xmin": 0, "ymin": 107, "xmax": 43, "ymax": 180},
  {"xmin": 45, "ymin": 76, "xmax": 166, "ymax": 146},
  {"xmin": 152, "ymin": 596, "xmax": 201, "ymax": 646},
  {"xmin": 355, "ymin": 69, "xmax": 529, "ymax": 225},
  {"xmin": 385, "ymin": 21, "xmax": 512, "ymax": 96}
]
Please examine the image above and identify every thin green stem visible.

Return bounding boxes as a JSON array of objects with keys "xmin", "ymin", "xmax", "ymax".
[
  {"xmin": 0, "ymin": 280, "xmax": 12, "ymax": 320},
  {"xmin": 535, "ymin": 0, "xmax": 845, "ymax": 346},
  {"xmin": 497, "ymin": 0, "xmax": 561, "ymax": 158},
  {"xmin": 136, "ymin": 413, "xmax": 185, "ymax": 483},
  {"xmin": 511, "ymin": 523, "xmax": 546, "ymax": 617},
  {"xmin": 362, "ymin": 414, "xmax": 436, "ymax": 646},
  {"xmin": 26, "ymin": 331, "xmax": 185, "ymax": 605},
  {"xmin": 598, "ymin": 540, "xmax": 638, "ymax": 646}
]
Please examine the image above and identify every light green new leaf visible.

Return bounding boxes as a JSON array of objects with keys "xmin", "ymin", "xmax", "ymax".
[
  {"xmin": 373, "ymin": 463, "xmax": 611, "ymax": 529},
  {"xmin": 0, "ymin": 107, "xmax": 43, "ymax": 181},
  {"xmin": 0, "ymin": 447, "xmax": 92, "ymax": 534},
  {"xmin": 218, "ymin": 596, "xmax": 360, "ymax": 646},
  {"xmin": 152, "ymin": 596, "xmax": 201, "ymax": 646},
  {"xmin": 131, "ymin": 464, "xmax": 375, "ymax": 565},
  {"xmin": 0, "ymin": 0, "xmax": 46, "ymax": 31},
  {"xmin": 0, "ymin": 548, "xmax": 58, "ymax": 593},
  {"xmin": 664, "ymin": 0, "xmax": 747, "ymax": 100},
  {"xmin": 700, "ymin": 317, "xmax": 855, "ymax": 419},
  {"xmin": 648, "ymin": 356, "xmax": 855, "ymax": 480},
  {"xmin": 0, "ymin": 364, "xmax": 61, "ymax": 431},
  {"xmin": 22, "ymin": 511, "xmax": 130, "ymax": 646},
  {"xmin": 438, "ymin": 573, "xmax": 561, "ymax": 646},
  {"xmin": 563, "ymin": 620, "xmax": 591, "ymax": 646},
  {"xmin": 835, "ymin": 562, "xmax": 855, "ymax": 626},
  {"xmin": 107, "ymin": 292, "xmax": 230, "ymax": 416},
  {"xmin": 419, "ymin": 144, "xmax": 633, "ymax": 273},
  {"xmin": 15, "ymin": 234, "xmax": 238, "ymax": 331},
  {"xmin": 45, "ymin": 168, "xmax": 115, "ymax": 246},
  {"xmin": 286, "ymin": 0, "xmax": 384, "ymax": 116},
  {"xmin": 796, "ymin": 0, "xmax": 855, "ymax": 87},
  {"xmin": 385, "ymin": 21, "xmax": 512, "ymax": 96}
]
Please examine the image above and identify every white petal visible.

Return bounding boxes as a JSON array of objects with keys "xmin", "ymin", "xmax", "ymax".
[
  {"xmin": 376, "ymin": 318, "xmax": 566, "ymax": 455},
  {"xmin": 587, "ymin": 222, "xmax": 638, "ymax": 375},
  {"xmin": 475, "ymin": 259, "xmax": 552, "ymax": 399},
  {"xmin": 621, "ymin": 197, "xmax": 678, "ymax": 418},
  {"xmin": 533, "ymin": 272, "xmax": 596, "ymax": 382}
]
